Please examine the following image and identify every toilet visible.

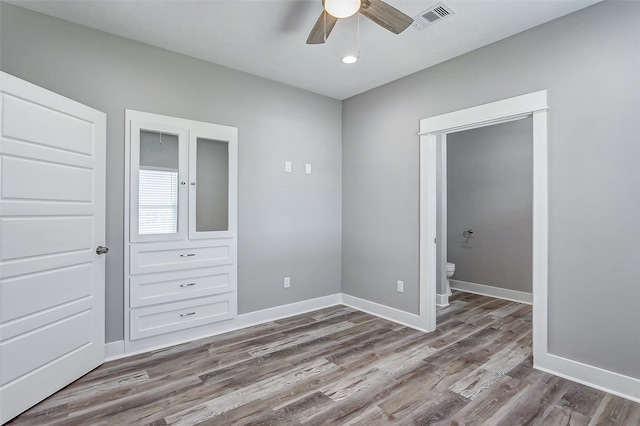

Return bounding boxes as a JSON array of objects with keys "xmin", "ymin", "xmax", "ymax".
[{"xmin": 445, "ymin": 262, "xmax": 456, "ymax": 296}]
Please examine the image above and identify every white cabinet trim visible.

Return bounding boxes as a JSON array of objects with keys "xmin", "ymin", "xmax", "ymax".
[
  {"xmin": 188, "ymin": 121, "xmax": 238, "ymax": 240},
  {"xmin": 124, "ymin": 110, "xmax": 238, "ymax": 353}
]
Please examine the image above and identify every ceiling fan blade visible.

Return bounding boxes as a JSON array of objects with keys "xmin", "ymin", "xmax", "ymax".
[
  {"xmin": 360, "ymin": 0, "xmax": 413, "ymax": 35},
  {"xmin": 306, "ymin": 11, "xmax": 339, "ymax": 44}
]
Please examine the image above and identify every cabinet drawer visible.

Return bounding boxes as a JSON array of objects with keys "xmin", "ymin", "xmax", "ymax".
[
  {"xmin": 130, "ymin": 242, "xmax": 234, "ymax": 274},
  {"xmin": 130, "ymin": 267, "xmax": 235, "ymax": 308},
  {"xmin": 130, "ymin": 294, "xmax": 235, "ymax": 340}
]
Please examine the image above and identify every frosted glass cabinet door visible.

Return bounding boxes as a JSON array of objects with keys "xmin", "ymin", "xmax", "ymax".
[
  {"xmin": 189, "ymin": 125, "xmax": 238, "ymax": 240},
  {"xmin": 129, "ymin": 122, "xmax": 188, "ymax": 242},
  {"xmin": 195, "ymin": 138, "xmax": 229, "ymax": 231}
]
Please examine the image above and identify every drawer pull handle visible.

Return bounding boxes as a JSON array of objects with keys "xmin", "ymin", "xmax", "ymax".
[
  {"xmin": 180, "ymin": 312, "xmax": 196, "ymax": 317},
  {"xmin": 180, "ymin": 253, "xmax": 196, "ymax": 257},
  {"xmin": 180, "ymin": 282, "xmax": 196, "ymax": 288}
]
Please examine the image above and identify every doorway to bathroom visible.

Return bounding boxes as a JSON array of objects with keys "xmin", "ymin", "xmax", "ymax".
[
  {"xmin": 436, "ymin": 117, "xmax": 533, "ymax": 309},
  {"xmin": 418, "ymin": 90, "xmax": 549, "ymax": 365}
]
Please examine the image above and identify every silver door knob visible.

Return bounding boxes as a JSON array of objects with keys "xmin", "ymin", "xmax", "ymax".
[{"xmin": 96, "ymin": 246, "xmax": 110, "ymax": 255}]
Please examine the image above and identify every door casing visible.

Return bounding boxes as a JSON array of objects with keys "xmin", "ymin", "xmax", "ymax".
[{"xmin": 418, "ymin": 90, "xmax": 548, "ymax": 369}]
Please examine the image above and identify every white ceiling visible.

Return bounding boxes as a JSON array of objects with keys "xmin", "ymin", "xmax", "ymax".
[{"xmin": 8, "ymin": 0, "xmax": 601, "ymax": 100}]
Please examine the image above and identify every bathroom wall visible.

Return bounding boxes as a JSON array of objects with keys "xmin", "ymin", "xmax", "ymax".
[
  {"xmin": 0, "ymin": 3, "xmax": 343, "ymax": 343},
  {"xmin": 343, "ymin": 1, "xmax": 640, "ymax": 379},
  {"xmin": 446, "ymin": 118, "xmax": 533, "ymax": 295}
]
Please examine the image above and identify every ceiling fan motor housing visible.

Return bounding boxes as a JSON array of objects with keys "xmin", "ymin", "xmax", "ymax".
[
  {"xmin": 308, "ymin": 0, "xmax": 413, "ymax": 44},
  {"xmin": 323, "ymin": 0, "xmax": 362, "ymax": 19}
]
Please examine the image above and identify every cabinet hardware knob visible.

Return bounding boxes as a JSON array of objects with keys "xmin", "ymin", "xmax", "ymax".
[
  {"xmin": 180, "ymin": 181, "xmax": 186, "ymax": 185},
  {"xmin": 180, "ymin": 312, "xmax": 196, "ymax": 317},
  {"xmin": 180, "ymin": 253, "xmax": 196, "ymax": 257},
  {"xmin": 190, "ymin": 182, "xmax": 196, "ymax": 186},
  {"xmin": 180, "ymin": 282, "xmax": 196, "ymax": 288}
]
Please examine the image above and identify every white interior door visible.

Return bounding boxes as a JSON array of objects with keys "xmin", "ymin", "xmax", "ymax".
[{"xmin": 0, "ymin": 72, "xmax": 106, "ymax": 423}]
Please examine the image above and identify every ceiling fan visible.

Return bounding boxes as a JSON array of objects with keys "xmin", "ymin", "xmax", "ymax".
[{"xmin": 307, "ymin": 0, "xmax": 413, "ymax": 44}]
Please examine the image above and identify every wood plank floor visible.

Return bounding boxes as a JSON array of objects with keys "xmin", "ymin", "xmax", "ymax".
[{"xmin": 8, "ymin": 292, "xmax": 640, "ymax": 425}]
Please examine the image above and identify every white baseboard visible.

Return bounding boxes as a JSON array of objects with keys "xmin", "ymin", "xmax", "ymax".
[
  {"xmin": 340, "ymin": 293, "xmax": 427, "ymax": 332},
  {"xmin": 104, "ymin": 340, "xmax": 125, "ymax": 360},
  {"xmin": 450, "ymin": 279, "xmax": 532, "ymax": 305},
  {"xmin": 236, "ymin": 293, "xmax": 342, "ymax": 329},
  {"xmin": 106, "ymin": 294, "xmax": 342, "ymax": 361},
  {"xmin": 104, "ymin": 291, "xmax": 640, "ymax": 404},
  {"xmin": 535, "ymin": 352, "xmax": 640, "ymax": 403},
  {"xmin": 436, "ymin": 293, "xmax": 449, "ymax": 307}
]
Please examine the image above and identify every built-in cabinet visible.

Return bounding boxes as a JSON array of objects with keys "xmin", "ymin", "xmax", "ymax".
[{"xmin": 124, "ymin": 110, "xmax": 237, "ymax": 352}]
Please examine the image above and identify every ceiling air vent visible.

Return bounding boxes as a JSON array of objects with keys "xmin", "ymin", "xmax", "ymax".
[{"xmin": 413, "ymin": 2, "xmax": 455, "ymax": 30}]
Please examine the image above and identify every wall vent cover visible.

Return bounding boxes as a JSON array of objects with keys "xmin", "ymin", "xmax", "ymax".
[{"xmin": 413, "ymin": 2, "xmax": 455, "ymax": 30}]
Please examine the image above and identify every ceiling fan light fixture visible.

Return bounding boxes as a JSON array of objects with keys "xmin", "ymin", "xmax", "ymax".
[
  {"xmin": 324, "ymin": 0, "xmax": 361, "ymax": 19},
  {"xmin": 342, "ymin": 55, "xmax": 358, "ymax": 64}
]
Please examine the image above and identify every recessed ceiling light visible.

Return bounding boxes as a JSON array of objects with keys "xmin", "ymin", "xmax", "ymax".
[{"xmin": 342, "ymin": 55, "xmax": 358, "ymax": 64}]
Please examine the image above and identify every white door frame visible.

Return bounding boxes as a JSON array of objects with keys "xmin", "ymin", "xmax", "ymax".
[
  {"xmin": 418, "ymin": 90, "xmax": 548, "ymax": 364},
  {"xmin": 436, "ymin": 134, "xmax": 449, "ymax": 307}
]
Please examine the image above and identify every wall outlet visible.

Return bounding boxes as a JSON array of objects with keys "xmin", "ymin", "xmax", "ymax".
[
  {"xmin": 305, "ymin": 163, "xmax": 312, "ymax": 174},
  {"xmin": 285, "ymin": 161, "xmax": 292, "ymax": 172},
  {"xmin": 284, "ymin": 276, "xmax": 291, "ymax": 288},
  {"xmin": 396, "ymin": 280, "xmax": 404, "ymax": 293}
]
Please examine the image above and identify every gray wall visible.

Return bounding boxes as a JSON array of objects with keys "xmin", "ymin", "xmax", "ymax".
[
  {"xmin": 447, "ymin": 118, "xmax": 533, "ymax": 294},
  {"xmin": 343, "ymin": 1, "xmax": 640, "ymax": 379},
  {"xmin": 0, "ymin": 3, "xmax": 342, "ymax": 343},
  {"xmin": 3, "ymin": 0, "xmax": 639, "ymax": 382}
]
